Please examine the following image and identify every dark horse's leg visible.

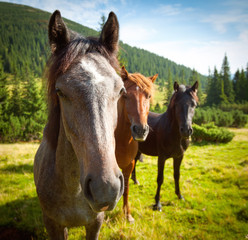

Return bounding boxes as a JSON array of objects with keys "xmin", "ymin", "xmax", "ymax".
[
  {"xmin": 173, "ymin": 156, "xmax": 184, "ymax": 200},
  {"xmin": 43, "ymin": 213, "xmax": 67, "ymax": 240},
  {"xmin": 122, "ymin": 159, "xmax": 135, "ymax": 222},
  {"xmin": 131, "ymin": 151, "xmax": 142, "ymax": 185},
  {"xmin": 85, "ymin": 212, "xmax": 104, "ymax": 240},
  {"xmin": 153, "ymin": 155, "xmax": 166, "ymax": 211}
]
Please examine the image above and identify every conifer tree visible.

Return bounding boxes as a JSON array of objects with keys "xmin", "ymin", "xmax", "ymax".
[
  {"xmin": 233, "ymin": 69, "xmax": 240, "ymax": 102},
  {"xmin": 221, "ymin": 54, "xmax": 234, "ymax": 103},
  {"xmin": 206, "ymin": 67, "xmax": 227, "ymax": 105},
  {"xmin": 165, "ymin": 69, "xmax": 173, "ymax": 105},
  {"xmin": 239, "ymin": 69, "xmax": 247, "ymax": 101},
  {"xmin": 9, "ymin": 74, "xmax": 23, "ymax": 116},
  {"xmin": 0, "ymin": 58, "xmax": 9, "ymax": 116},
  {"xmin": 22, "ymin": 66, "xmax": 43, "ymax": 117},
  {"xmin": 98, "ymin": 14, "xmax": 106, "ymax": 32},
  {"xmin": 180, "ymin": 69, "xmax": 186, "ymax": 85}
]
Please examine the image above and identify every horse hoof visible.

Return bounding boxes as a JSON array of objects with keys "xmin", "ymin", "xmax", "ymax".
[
  {"xmin": 153, "ymin": 204, "xmax": 162, "ymax": 212},
  {"xmin": 134, "ymin": 180, "xmax": 140, "ymax": 185},
  {"xmin": 179, "ymin": 195, "xmax": 185, "ymax": 201},
  {"xmin": 127, "ymin": 214, "xmax": 135, "ymax": 223}
]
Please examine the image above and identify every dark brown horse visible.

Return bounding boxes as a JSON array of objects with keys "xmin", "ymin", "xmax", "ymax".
[
  {"xmin": 115, "ymin": 66, "xmax": 157, "ymax": 222},
  {"xmin": 34, "ymin": 11, "xmax": 125, "ymax": 240},
  {"xmin": 132, "ymin": 81, "xmax": 198, "ymax": 211}
]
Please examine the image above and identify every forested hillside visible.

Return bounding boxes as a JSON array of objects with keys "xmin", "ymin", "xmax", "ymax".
[
  {"xmin": 0, "ymin": 2, "xmax": 247, "ymax": 142},
  {"xmin": 0, "ymin": 2, "xmax": 207, "ymax": 84}
]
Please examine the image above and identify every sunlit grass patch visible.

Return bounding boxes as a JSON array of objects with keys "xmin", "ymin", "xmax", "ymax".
[{"xmin": 0, "ymin": 130, "xmax": 248, "ymax": 239}]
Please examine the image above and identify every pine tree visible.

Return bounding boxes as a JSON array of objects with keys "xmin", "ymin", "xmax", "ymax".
[
  {"xmin": 0, "ymin": 58, "xmax": 9, "ymax": 115},
  {"xmin": 22, "ymin": 67, "xmax": 43, "ymax": 117},
  {"xmin": 9, "ymin": 74, "xmax": 23, "ymax": 116},
  {"xmin": 180, "ymin": 69, "xmax": 186, "ymax": 85},
  {"xmin": 98, "ymin": 14, "xmax": 106, "ymax": 32},
  {"xmin": 221, "ymin": 54, "xmax": 234, "ymax": 103},
  {"xmin": 206, "ymin": 67, "xmax": 227, "ymax": 105},
  {"xmin": 233, "ymin": 69, "xmax": 240, "ymax": 102},
  {"xmin": 239, "ymin": 69, "xmax": 247, "ymax": 101},
  {"xmin": 165, "ymin": 69, "xmax": 173, "ymax": 105},
  {"xmin": 206, "ymin": 69, "xmax": 214, "ymax": 106}
]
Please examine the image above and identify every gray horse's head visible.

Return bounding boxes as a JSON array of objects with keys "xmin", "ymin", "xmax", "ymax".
[{"xmin": 46, "ymin": 11, "xmax": 124, "ymax": 212}]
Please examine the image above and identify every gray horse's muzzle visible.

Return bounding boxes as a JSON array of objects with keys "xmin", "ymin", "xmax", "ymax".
[{"xmin": 84, "ymin": 170, "xmax": 124, "ymax": 212}]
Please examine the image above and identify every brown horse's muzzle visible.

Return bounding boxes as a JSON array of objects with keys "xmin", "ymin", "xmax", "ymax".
[
  {"xmin": 83, "ymin": 170, "xmax": 124, "ymax": 212},
  {"xmin": 180, "ymin": 124, "xmax": 193, "ymax": 138},
  {"xmin": 131, "ymin": 124, "xmax": 149, "ymax": 142}
]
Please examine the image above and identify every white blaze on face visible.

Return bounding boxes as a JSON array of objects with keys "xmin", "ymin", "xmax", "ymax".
[
  {"xmin": 136, "ymin": 85, "xmax": 140, "ymax": 112},
  {"xmin": 80, "ymin": 58, "xmax": 105, "ymax": 84}
]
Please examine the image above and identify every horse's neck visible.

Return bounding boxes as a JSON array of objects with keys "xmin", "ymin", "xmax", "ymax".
[
  {"xmin": 164, "ymin": 108, "xmax": 180, "ymax": 138},
  {"xmin": 115, "ymin": 99, "xmax": 132, "ymax": 144},
  {"xmin": 164, "ymin": 108, "xmax": 189, "ymax": 151}
]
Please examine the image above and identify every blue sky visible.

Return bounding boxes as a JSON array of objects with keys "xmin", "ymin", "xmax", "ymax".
[{"xmin": 5, "ymin": 0, "xmax": 248, "ymax": 75}]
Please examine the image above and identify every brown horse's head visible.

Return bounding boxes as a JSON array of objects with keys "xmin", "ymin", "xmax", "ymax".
[
  {"xmin": 171, "ymin": 81, "xmax": 198, "ymax": 138},
  {"xmin": 121, "ymin": 66, "xmax": 157, "ymax": 141},
  {"xmin": 46, "ymin": 11, "xmax": 124, "ymax": 212}
]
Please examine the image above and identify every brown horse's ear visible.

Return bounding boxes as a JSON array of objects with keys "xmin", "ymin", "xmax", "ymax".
[
  {"xmin": 121, "ymin": 66, "xmax": 128, "ymax": 81},
  {"xmin": 99, "ymin": 12, "xmax": 119, "ymax": 54},
  {"xmin": 48, "ymin": 10, "xmax": 70, "ymax": 54},
  {"xmin": 174, "ymin": 82, "xmax": 179, "ymax": 92},
  {"xmin": 149, "ymin": 74, "xmax": 158, "ymax": 83},
  {"xmin": 192, "ymin": 81, "xmax": 199, "ymax": 93}
]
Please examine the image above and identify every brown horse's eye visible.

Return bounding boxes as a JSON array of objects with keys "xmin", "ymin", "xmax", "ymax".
[
  {"xmin": 120, "ymin": 87, "xmax": 127, "ymax": 96},
  {"xmin": 120, "ymin": 87, "xmax": 127, "ymax": 98},
  {"xmin": 55, "ymin": 88, "xmax": 66, "ymax": 98}
]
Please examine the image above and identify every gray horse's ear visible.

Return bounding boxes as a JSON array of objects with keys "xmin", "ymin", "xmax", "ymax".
[
  {"xmin": 48, "ymin": 10, "xmax": 70, "ymax": 54},
  {"xmin": 99, "ymin": 12, "xmax": 119, "ymax": 54},
  {"xmin": 174, "ymin": 82, "xmax": 179, "ymax": 92},
  {"xmin": 192, "ymin": 81, "xmax": 199, "ymax": 92}
]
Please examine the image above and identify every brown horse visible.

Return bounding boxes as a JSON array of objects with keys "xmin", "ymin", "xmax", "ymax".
[
  {"xmin": 34, "ymin": 11, "xmax": 125, "ymax": 240},
  {"xmin": 115, "ymin": 66, "xmax": 158, "ymax": 222},
  {"xmin": 132, "ymin": 81, "xmax": 198, "ymax": 211}
]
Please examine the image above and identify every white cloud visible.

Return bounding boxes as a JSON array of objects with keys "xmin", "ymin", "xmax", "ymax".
[
  {"xmin": 155, "ymin": 4, "xmax": 182, "ymax": 16},
  {"xmin": 120, "ymin": 23, "xmax": 157, "ymax": 45},
  {"xmin": 239, "ymin": 30, "xmax": 248, "ymax": 43},
  {"xmin": 131, "ymin": 38, "xmax": 248, "ymax": 75},
  {"xmin": 153, "ymin": 3, "xmax": 194, "ymax": 17}
]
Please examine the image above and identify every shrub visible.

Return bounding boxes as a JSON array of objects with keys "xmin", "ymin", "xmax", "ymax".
[
  {"xmin": 231, "ymin": 110, "xmax": 248, "ymax": 127},
  {"xmin": 192, "ymin": 123, "xmax": 234, "ymax": 143},
  {"xmin": 194, "ymin": 107, "xmax": 248, "ymax": 128}
]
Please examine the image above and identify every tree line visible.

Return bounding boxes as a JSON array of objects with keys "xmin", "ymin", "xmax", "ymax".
[
  {"xmin": 206, "ymin": 55, "xmax": 248, "ymax": 106},
  {"xmin": 0, "ymin": 3, "xmax": 247, "ymax": 142}
]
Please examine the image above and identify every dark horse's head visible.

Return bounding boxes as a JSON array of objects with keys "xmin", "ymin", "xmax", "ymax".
[{"xmin": 169, "ymin": 81, "xmax": 198, "ymax": 138}]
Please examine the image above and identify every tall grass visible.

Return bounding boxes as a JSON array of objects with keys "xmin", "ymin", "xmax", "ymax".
[{"xmin": 0, "ymin": 129, "xmax": 247, "ymax": 239}]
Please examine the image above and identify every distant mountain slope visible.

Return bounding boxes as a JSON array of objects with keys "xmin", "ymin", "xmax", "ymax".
[{"xmin": 0, "ymin": 2, "xmax": 207, "ymax": 88}]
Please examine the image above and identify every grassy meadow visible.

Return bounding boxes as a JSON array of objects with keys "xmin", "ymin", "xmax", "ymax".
[{"xmin": 0, "ymin": 129, "xmax": 248, "ymax": 239}]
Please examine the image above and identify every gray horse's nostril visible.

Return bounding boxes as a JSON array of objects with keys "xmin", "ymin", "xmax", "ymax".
[{"xmin": 118, "ymin": 173, "xmax": 124, "ymax": 198}]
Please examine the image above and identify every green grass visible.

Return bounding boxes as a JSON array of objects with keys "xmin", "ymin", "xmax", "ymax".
[{"xmin": 0, "ymin": 129, "xmax": 248, "ymax": 239}]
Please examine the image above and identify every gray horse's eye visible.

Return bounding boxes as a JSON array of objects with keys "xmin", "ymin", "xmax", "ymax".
[{"xmin": 55, "ymin": 88, "xmax": 66, "ymax": 98}]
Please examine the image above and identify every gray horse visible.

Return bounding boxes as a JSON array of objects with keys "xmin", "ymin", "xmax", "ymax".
[{"xmin": 34, "ymin": 10, "xmax": 124, "ymax": 240}]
